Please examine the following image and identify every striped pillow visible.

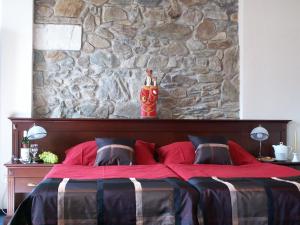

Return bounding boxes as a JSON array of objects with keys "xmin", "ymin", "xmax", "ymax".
[
  {"xmin": 94, "ymin": 138, "xmax": 135, "ymax": 166},
  {"xmin": 188, "ymin": 135, "xmax": 232, "ymax": 165}
]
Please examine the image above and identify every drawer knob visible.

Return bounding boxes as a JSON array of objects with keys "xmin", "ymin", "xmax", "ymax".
[{"xmin": 27, "ymin": 183, "xmax": 37, "ymax": 187}]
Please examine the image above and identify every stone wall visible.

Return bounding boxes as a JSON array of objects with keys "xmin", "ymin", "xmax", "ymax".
[{"xmin": 33, "ymin": 0, "xmax": 239, "ymax": 119}]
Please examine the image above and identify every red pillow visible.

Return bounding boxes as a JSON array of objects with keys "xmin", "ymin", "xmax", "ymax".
[
  {"xmin": 134, "ymin": 140, "xmax": 157, "ymax": 165},
  {"xmin": 157, "ymin": 141, "xmax": 195, "ymax": 164},
  {"xmin": 63, "ymin": 141, "xmax": 97, "ymax": 166},
  {"xmin": 63, "ymin": 140, "xmax": 157, "ymax": 165},
  {"xmin": 228, "ymin": 140, "xmax": 260, "ymax": 165}
]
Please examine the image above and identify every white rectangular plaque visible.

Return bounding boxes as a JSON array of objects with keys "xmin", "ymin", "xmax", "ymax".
[{"xmin": 33, "ymin": 24, "xmax": 82, "ymax": 50}]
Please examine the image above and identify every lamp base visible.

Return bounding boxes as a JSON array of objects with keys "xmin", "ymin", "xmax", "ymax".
[
  {"xmin": 257, "ymin": 156, "xmax": 276, "ymax": 162},
  {"xmin": 258, "ymin": 141, "xmax": 263, "ymax": 158}
]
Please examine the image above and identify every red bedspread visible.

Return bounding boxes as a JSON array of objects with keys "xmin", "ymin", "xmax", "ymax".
[
  {"xmin": 45, "ymin": 164, "xmax": 178, "ymax": 180},
  {"xmin": 167, "ymin": 163, "xmax": 300, "ymax": 180},
  {"xmin": 45, "ymin": 163, "xmax": 300, "ymax": 181}
]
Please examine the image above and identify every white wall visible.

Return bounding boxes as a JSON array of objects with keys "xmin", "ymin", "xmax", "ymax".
[
  {"xmin": 240, "ymin": 0, "xmax": 300, "ymax": 148},
  {"xmin": 1, "ymin": 0, "xmax": 300, "ymax": 209},
  {"xmin": 0, "ymin": 0, "xmax": 33, "ymax": 209}
]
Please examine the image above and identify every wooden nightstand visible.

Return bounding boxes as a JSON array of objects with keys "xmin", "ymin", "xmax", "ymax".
[
  {"xmin": 4, "ymin": 162, "xmax": 53, "ymax": 217},
  {"xmin": 265, "ymin": 161, "xmax": 300, "ymax": 170}
]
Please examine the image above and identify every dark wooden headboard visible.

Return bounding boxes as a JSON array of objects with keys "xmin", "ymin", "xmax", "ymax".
[{"xmin": 9, "ymin": 118, "xmax": 290, "ymax": 161}]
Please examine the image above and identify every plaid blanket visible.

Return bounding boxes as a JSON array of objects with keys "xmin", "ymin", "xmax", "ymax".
[
  {"xmin": 189, "ymin": 176, "xmax": 300, "ymax": 225},
  {"xmin": 9, "ymin": 178, "xmax": 198, "ymax": 225}
]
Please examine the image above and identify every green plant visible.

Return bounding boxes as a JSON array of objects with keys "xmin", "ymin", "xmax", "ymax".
[{"xmin": 39, "ymin": 151, "xmax": 58, "ymax": 164}]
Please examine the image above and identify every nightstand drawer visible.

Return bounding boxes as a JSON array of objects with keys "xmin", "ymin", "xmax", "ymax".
[
  {"xmin": 15, "ymin": 177, "xmax": 43, "ymax": 193},
  {"xmin": 8, "ymin": 167, "xmax": 52, "ymax": 177}
]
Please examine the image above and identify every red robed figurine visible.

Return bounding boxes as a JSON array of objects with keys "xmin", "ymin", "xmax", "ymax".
[{"xmin": 140, "ymin": 69, "xmax": 158, "ymax": 119}]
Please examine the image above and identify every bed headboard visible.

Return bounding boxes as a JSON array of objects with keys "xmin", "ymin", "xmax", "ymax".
[{"xmin": 9, "ymin": 118, "xmax": 290, "ymax": 161}]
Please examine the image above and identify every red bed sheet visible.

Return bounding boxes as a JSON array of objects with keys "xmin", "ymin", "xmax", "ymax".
[
  {"xmin": 45, "ymin": 164, "xmax": 178, "ymax": 180},
  {"xmin": 167, "ymin": 163, "xmax": 300, "ymax": 180}
]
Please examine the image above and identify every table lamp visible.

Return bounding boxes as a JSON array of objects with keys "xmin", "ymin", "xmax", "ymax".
[
  {"xmin": 250, "ymin": 125, "xmax": 269, "ymax": 158},
  {"xmin": 27, "ymin": 123, "xmax": 47, "ymax": 163},
  {"xmin": 27, "ymin": 123, "xmax": 47, "ymax": 140}
]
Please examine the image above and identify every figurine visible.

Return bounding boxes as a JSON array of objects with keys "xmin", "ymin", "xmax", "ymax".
[{"xmin": 140, "ymin": 69, "xmax": 158, "ymax": 119}]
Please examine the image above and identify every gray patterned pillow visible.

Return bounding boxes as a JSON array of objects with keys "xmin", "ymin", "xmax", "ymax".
[
  {"xmin": 188, "ymin": 135, "xmax": 232, "ymax": 165},
  {"xmin": 94, "ymin": 138, "xmax": 135, "ymax": 166}
]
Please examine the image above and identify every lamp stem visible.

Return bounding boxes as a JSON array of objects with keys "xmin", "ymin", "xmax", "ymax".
[{"xmin": 259, "ymin": 141, "xmax": 262, "ymax": 158}]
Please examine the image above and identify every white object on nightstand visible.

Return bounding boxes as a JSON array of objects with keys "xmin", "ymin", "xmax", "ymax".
[
  {"xmin": 272, "ymin": 142, "xmax": 292, "ymax": 161},
  {"xmin": 292, "ymin": 152, "xmax": 300, "ymax": 162}
]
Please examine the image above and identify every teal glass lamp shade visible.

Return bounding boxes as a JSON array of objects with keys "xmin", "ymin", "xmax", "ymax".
[
  {"xmin": 27, "ymin": 124, "xmax": 47, "ymax": 140},
  {"xmin": 250, "ymin": 125, "xmax": 269, "ymax": 141}
]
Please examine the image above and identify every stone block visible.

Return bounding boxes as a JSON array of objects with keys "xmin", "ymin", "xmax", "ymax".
[
  {"xmin": 161, "ymin": 42, "xmax": 189, "ymax": 57},
  {"xmin": 102, "ymin": 5, "xmax": 128, "ymax": 23},
  {"xmin": 83, "ymin": 13, "xmax": 96, "ymax": 32},
  {"xmin": 147, "ymin": 55, "xmax": 168, "ymax": 69},
  {"xmin": 186, "ymin": 39, "xmax": 206, "ymax": 53},
  {"xmin": 221, "ymin": 79, "xmax": 239, "ymax": 104},
  {"xmin": 90, "ymin": 50, "xmax": 120, "ymax": 68},
  {"xmin": 180, "ymin": 7, "xmax": 203, "ymax": 26},
  {"xmin": 110, "ymin": 24, "xmax": 137, "ymax": 39},
  {"xmin": 144, "ymin": 23, "xmax": 192, "ymax": 40},
  {"xmin": 54, "ymin": 0, "xmax": 84, "ymax": 17},
  {"xmin": 109, "ymin": 0, "xmax": 132, "ymax": 4},
  {"xmin": 195, "ymin": 19, "xmax": 217, "ymax": 41},
  {"xmin": 143, "ymin": 7, "xmax": 166, "ymax": 22},
  {"xmin": 82, "ymin": 42, "xmax": 95, "ymax": 53},
  {"xmin": 223, "ymin": 46, "xmax": 239, "ymax": 76},
  {"xmin": 87, "ymin": 34, "xmax": 111, "ymax": 49},
  {"xmin": 180, "ymin": 0, "xmax": 208, "ymax": 6},
  {"xmin": 95, "ymin": 27, "xmax": 114, "ymax": 39},
  {"xmin": 36, "ymin": 5, "xmax": 54, "ymax": 17},
  {"xmin": 33, "ymin": 24, "xmax": 82, "ymax": 50},
  {"xmin": 84, "ymin": 0, "xmax": 108, "ymax": 6},
  {"xmin": 44, "ymin": 51, "xmax": 67, "ymax": 62},
  {"xmin": 112, "ymin": 41, "xmax": 133, "ymax": 59},
  {"xmin": 137, "ymin": 0, "xmax": 162, "ymax": 6},
  {"xmin": 208, "ymin": 39, "xmax": 232, "ymax": 49}
]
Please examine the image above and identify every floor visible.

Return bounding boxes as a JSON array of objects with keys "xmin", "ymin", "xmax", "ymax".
[{"xmin": 0, "ymin": 210, "xmax": 6, "ymax": 225}]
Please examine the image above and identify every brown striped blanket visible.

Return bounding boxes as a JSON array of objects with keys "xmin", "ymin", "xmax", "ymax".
[
  {"xmin": 189, "ymin": 176, "xmax": 300, "ymax": 225},
  {"xmin": 9, "ymin": 178, "xmax": 198, "ymax": 225}
]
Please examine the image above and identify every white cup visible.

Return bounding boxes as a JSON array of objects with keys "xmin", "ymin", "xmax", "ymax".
[
  {"xmin": 20, "ymin": 148, "xmax": 30, "ymax": 162},
  {"xmin": 292, "ymin": 152, "xmax": 300, "ymax": 162}
]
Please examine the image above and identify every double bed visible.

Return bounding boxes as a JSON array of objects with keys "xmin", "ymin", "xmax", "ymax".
[{"xmin": 7, "ymin": 118, "xmax": 300, "ymax": 225}]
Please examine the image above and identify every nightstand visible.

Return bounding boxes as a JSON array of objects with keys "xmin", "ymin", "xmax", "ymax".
[
  {"xmin": 4, "ymin": 162, "xmax": 53, "ymax": 217},
  {"xmin": 266, "ymin": 161, "xmax": 300, "ymax": 170}
]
